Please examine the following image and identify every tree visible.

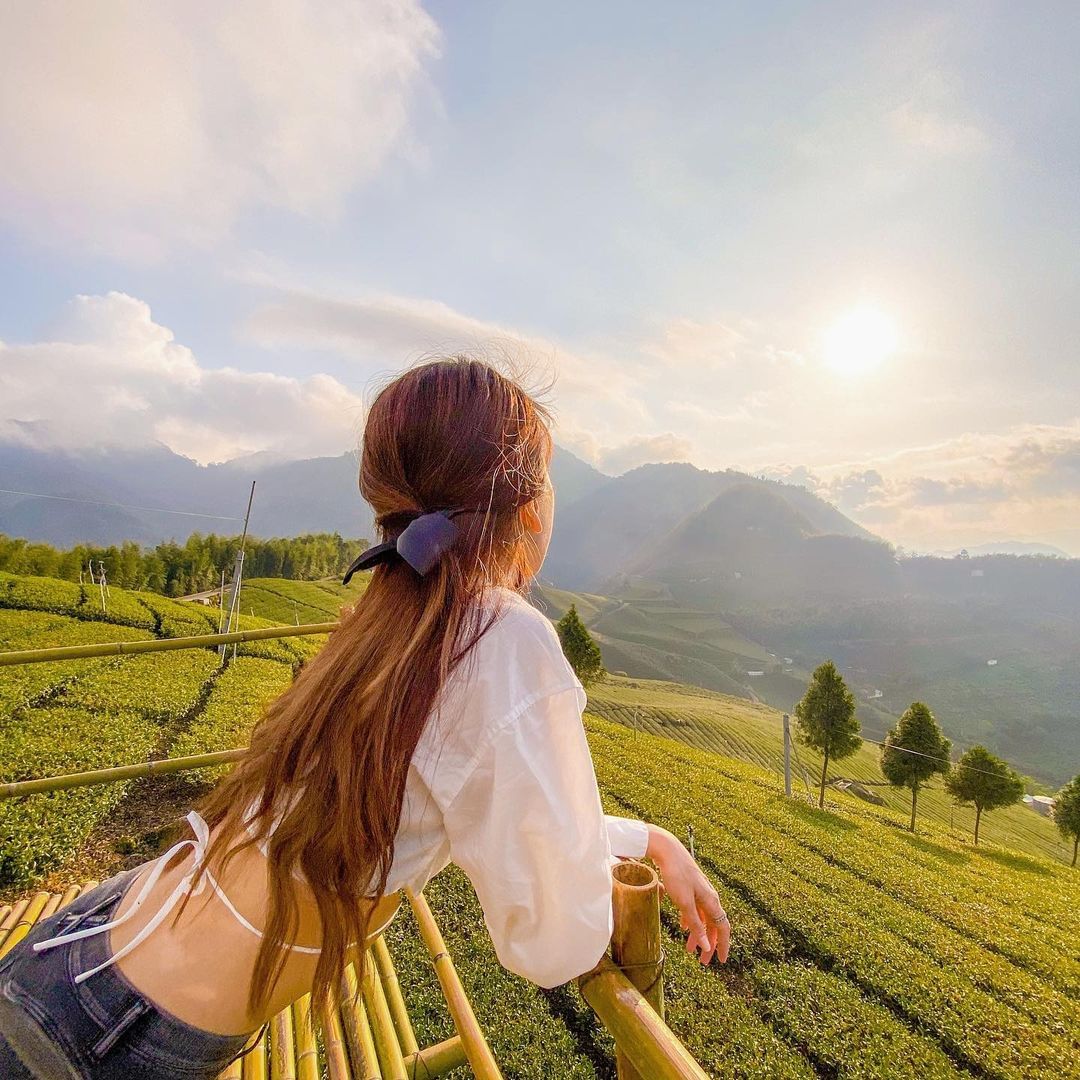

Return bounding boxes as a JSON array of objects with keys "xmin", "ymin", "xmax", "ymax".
[
  {"xmin": 944, "ymin": 745, "xmax": 1024, "ymax": 846},
  {"xmin": 1053, "ymin": 775, "xmax": 1080, "ymax": 868},
  {"xmin": 556, "ymin": 604, "xmax": 605, "ymax": 686},
  {"xmin": 880, "ymin": 701, "xmax": 952, "ymax": 832},
  {"xmin": 794, "ymin": 660, "xmax": 861, "ymax": 809}
]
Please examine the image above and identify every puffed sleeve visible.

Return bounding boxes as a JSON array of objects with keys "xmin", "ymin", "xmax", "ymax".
[{"xmin": 442, "ymin": 685, "xmax": 617, "ymax": 988}]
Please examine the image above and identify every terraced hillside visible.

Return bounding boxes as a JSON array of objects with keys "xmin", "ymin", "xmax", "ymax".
[
  {"xmin": 2, "ymin": 572, "xmax": 1078, "ymax": 1078},
  {"xmin": 0, "ymin": 570, "xmax": 353, "ymax": 888}
]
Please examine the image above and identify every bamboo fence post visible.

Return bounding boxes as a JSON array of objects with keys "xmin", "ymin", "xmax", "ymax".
[
  {"xmin": 340, "ymin": 963, "xmax": 383, "ymax": 1080},
  {"xmin": 320, "ymin": 997, "xmax": 352, "ymax": 1080},
  {"xmin": 0, "ymin": 891, "xmax": 50, "ymax": 959},
  {"xmin": 372, "ymin": 935, "xmax": 419, "ymax": 1057},
  {"xmin": 361, "ymin": 952, "xmax": 408, "ymax": 1080},
  {"xmin": 241, "ymin": 1026, "xmax": 268, "ymax": 1080},
  {"xmin": 271, "ymin": 1004, "xmax": 298, "ymax": 1080},
  {"xmin": 406, "ymin": 889, "xmax": 503, "ymax": 1080},
  {"xmin": 610, "ymin": 860, "xmax": 664, "ymax": 1080},
  {"xmin": 218, "ymin": 1053, "xmax": 244, "ymax": 1080},
  {"xmin": 293, "ymin": 994, "xmax": 320, "ymax": 1080},
  {"xmin": 0, "ymin": 898, "xmax": 28, "ymax": 951}
]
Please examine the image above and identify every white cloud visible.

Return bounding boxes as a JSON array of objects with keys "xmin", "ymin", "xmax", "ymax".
[
  {"xmin": 0, "ymin": 292, "xmax": 365, "ymax": 464},
  {"xmin": 0, "ymin": 1, "xmax": 440, "ymax": 258},
  {"xmin": 242, "ymin": 282, "xmax": 651, "ymax": 432},
  {"xmin": 761, "ymin": 421, "xmax": 1080, "ymax": 555}
]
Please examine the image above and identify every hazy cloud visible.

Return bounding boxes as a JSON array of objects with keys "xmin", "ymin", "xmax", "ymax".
[
  {"xmin": 0, "ymin": 1, "xmax": 440, "ymax": 258},
  {"xmin": 0, "ymin": 293, "xmax": 365, "ymax": 463}
]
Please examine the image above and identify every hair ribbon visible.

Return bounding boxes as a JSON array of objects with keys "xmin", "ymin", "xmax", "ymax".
[{"xmin": 341, "ymin": 508, "xmax": 471, "ymax": 584}]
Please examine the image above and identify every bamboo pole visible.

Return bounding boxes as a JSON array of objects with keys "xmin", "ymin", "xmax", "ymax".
[
  {"xmin": 292, "ymin": 995, "xmax": 320, "ymax": 1080},
  {"xmin": 0, "ymin": 621, "xmax": 339, "ymax": 667},
  {"xmin": 0, "ymin": 891, "xmax": 50, "ymax": 959},
  {"xmin": 241, "ymin": 1026, "xmax": 267, "ymax": 1080},
  {"xmin": 320, "ymin": 996, "xmax": 352, "ymax": 1080},
  {"xmin": 372, "ymin": 935, "xmax": 419, "ymax": 1057},
  {"xmin": 361, "ymin": 953, "xmax": 408, "ymax": 1080},
  {"xmin": 340, "ymin": 964, "xmax": 382, "ymax": 1080},
  {"xmin": 0, "ymin": 898, "xmax": 29, "ymax": 951},
  {"xmin": 270, "ymin": 1004, "xmax": 298, "ymax": 1080},
  {"xmin": 406, "ymin": 889, "xmax": 502, "ymax": 1080},
  {"xmin": 56, "ymin": 882, "xmax": 83, "ymax": 912},
  {"xmin": 403, "ymin": 1036, "xmax": 468, "ymax": 1078},
  {"xmin": 0, "ymin": 748, "xmax": 247, "ymax": 799},
  {"xmin": 578, "ymin": 958, "xmax": 709, "ymax": 1080}
]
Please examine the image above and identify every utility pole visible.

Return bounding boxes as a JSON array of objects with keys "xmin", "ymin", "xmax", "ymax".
[
  {"xmin": 219, "ymin": 481, "xmax": 256, "ymax": 662},
  {"xmin": 783, "ymin": 712, "xmax": 792, "ymax": 797}
]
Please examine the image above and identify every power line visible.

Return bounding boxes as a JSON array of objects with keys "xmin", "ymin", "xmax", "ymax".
[
  {"xmin": 785, "ymin": 713, "xmax": 1029, "ymax": 781},
  {"xmin": 0, "ymin": 488, "xmax": 243, "ymax": 522}
]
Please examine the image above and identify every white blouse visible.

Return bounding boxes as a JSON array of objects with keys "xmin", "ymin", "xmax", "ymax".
[
  {"xmin": 34, "ymin": 583, "xmax": 650, "ymax": 992},
  {"xmin": 380, "ymin": 584, "xmax": 650, "ymax": 988}
]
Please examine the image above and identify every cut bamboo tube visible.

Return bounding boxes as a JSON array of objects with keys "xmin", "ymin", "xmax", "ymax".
[
  {"xmin": 0, "ymin": 891, "xmax": 50, "ymax": 959},
  {"xmin": 0, "ymin": 898, "xmax": 30, "ymax": 951},
  {"xmin": 292, "ymin": 995, "xmax": 320, "ymax": 1080},
  {"xmin": 610, "ymin": 860, "xmax": 664, "ymax": 1080},
  {"xmin": 0, "ymin": 621, "xmax": 339, "ymax": 667},
  {"xmin": 361, "ymin": 953, "xmax": 408, "ymax": 1080},
  {"xmin": 578, "ymin": 957, "xmax": 708, "ymax": 1080},
  {"xmin": 321, "ymin": 996, "xmax": 352, "ymax": 1080},
  {"xmin": 241, "ymin": 1026, "xmax": 267, "ymax": 1080},
  {"xmin": 403, "ymin": 1035, "xmax": 468, "ymax": 1078},
  {"xmin": 406, "ymin": 889, "xmax": 502, "ymax": 1080},
  {"xmin": 372, "ymin": 935, "xmax": 419, "ymax": 1057},
  {"xmin": 270, "ymin": 1002, "xmax": 298, "ymax": 1080},
  {"xmin": 40, "ymin": 891, "xmax": 64, "ymax": 921},
  {"xmin": 340, "ymin": 964, "xmax": 382, "ymax": 1080},
  {"xmin": 0, "ymin": 906, "xmax": 10, "ymax": 929}
]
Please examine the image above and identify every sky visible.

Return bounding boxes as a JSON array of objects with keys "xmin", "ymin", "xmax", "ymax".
[{"xmin": 1, "ymin": 1, "xmax": 1078, "ymax": 555}]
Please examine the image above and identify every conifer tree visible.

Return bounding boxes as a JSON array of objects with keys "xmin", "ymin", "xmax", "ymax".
[
  {"xmin": 556, "ymin": 604, "xmax": 605, "ymax": 686},
  {"xmin": 944, "ymin": 745, "xmax": 1024, "ymax": 846},
  {"xmin": 1053, "ymin": 775, "xmax": 1080, "ymax": 868},
  {"xmin": 794, "ymin": 660, "xmax": 861, "ymax": 809},
  {"xmin": 881, "ymin": 701, "xmax": 952, "ymax": 832}
]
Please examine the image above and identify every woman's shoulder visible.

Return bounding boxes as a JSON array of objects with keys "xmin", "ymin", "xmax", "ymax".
[{"xmin": 474, "ymin": 586, "xmax": 576, "ymax": 682}]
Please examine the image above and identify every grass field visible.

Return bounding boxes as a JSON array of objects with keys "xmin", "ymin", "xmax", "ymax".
[{"xmin": 1, "ymin": 571, "xmax": 1078, "ymax": 1078}]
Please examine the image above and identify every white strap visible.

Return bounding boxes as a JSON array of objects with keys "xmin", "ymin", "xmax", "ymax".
[{"xmin": 32, "ymin": 811, "xmax": 321, "ymax": 981}]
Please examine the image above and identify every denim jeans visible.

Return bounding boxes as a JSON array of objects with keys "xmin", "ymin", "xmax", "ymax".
[{"xmin": 0, "ymin": 865, "xmax": 258, "ymax": 1078}]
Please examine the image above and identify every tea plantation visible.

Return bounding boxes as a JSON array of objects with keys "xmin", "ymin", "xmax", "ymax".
[{"xmin": 1, "ymin": 571, "xmax": 1078, "ymax": 1078}]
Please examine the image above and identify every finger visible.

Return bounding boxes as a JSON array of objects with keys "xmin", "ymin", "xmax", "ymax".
[
  {"xmin": 700, "ymin": 889, "xmax": 730, "ymax": 964},
  {"xmin": 683, "ymin": 906, "xmax": 711, "ymax": 964}
]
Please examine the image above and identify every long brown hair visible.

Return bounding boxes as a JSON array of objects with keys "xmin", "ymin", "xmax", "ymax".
[{"xmin": 182, "ymin": 357, "xmax": 553, "ymax": 1020}]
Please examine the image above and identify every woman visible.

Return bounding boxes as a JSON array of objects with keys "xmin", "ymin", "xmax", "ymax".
[{"xmin": 0, "ymin": 358, "xmax": 729, "ymax": 1079}]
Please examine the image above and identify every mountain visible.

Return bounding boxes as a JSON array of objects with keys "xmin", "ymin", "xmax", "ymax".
[
  {"xmin": 0, "ymin": 440, "xmax": 609, "ymax": 549},
  {"xmin": 541, "ymin": 461, "xmax": 879, "ymax": 590}
]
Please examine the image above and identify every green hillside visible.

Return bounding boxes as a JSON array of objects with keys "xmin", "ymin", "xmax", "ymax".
[{"xmin": 1, "ymin": 571, "xmax": 1078, "ymax": 1078}]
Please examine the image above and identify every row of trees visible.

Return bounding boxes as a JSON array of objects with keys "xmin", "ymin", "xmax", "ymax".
[
  {"xmin": 0, "ymin": 532, "xmax": 369, "ymax": 597},
  {"xmin": 795, "ymin": 660, "xmax": 1080, "ymax": 863}
]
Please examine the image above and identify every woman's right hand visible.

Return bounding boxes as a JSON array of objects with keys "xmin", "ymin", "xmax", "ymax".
[{"xmin": 645, "ymin": 824, "xmax": 731, "ymax": 965}]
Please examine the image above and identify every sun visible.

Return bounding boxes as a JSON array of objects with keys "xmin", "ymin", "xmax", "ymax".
[{"xmin": 823, "ymin": 307, "xmax": 898, "ymax": 376}]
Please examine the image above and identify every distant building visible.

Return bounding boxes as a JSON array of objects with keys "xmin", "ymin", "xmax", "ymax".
[
  {"xmin": 987, "ymin": 658, "xmax": 998, "ymax": 666},
  {"xmin": 1023, "ymin": 795, "xmax": 1056, "ymax": 817},
  {"xmin": 783, "ymin": 657, "xmax": 793, "ymax": 665},
  {"xmin": 746, "ymin": 670, "xmax": 764, "ymax": 677}
]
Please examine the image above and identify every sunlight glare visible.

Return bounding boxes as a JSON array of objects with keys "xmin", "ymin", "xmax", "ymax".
[{"xmin": 824, "ymin": 307, "xmax": 898, "ymax": 376}]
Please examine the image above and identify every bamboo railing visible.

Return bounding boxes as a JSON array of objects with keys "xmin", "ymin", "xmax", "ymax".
[{"xmin": 1, "ymin": 622, "xmax": 713, "ymax": 1079}]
